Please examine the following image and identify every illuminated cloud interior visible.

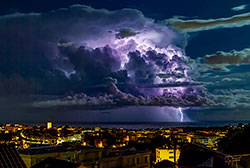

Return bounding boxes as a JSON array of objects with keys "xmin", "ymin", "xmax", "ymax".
[{"xmin": 0, "ymin": 5, "xmax": 213, "ymax": 111}]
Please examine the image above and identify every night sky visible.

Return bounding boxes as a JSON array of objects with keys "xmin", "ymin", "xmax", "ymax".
[{"xmin": 0, "ymin": 0, "xmax": 250, "ymax": 122}]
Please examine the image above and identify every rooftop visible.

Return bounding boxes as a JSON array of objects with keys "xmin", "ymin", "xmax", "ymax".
[
  {"xmin": 18, "ymin": 145, "xmax": 95, "ymax": 155},
  {"xmin": 31, "ymin": 157, "xmax": 80, "ymax": 168},
  {"xmin": 120, "ymin": 150, "xmax": 150, "ymax": 156},
  {"xmin": 0, "ymin": 144, "xmax": 27, "ymax": 168}
]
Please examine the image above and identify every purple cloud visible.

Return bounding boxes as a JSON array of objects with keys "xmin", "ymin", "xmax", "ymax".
[{"xmin": 0, "ymin": 5, "xmax": 213, "ymax": 109}]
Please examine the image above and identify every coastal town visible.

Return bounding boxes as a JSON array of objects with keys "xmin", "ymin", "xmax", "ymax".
[{"xmin": 1, "ymin": 122, "xmax": 248, "ymax": 168}]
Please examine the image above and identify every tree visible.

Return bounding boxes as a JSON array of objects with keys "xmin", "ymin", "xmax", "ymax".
[{"xmin": 218, "ymin": 125, "xmax": 250, "ymax": 155}]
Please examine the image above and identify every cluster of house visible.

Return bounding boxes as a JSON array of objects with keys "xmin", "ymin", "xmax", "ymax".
[{"xmin": 0, "ymin": 142, "xmax": 245, "ymax": 168}]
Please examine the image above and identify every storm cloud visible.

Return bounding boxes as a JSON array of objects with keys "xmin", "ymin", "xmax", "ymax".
[
  {"xmin": 0, "ymin": 5, "xmax": 186, "ymax": 94},
  {"xmin": 33, "ymin": 78, "xmax": 216, "ymax": 109},
  {"xmin": 0, "ymin": 4, "xmax": 215, "ymax": 110}
]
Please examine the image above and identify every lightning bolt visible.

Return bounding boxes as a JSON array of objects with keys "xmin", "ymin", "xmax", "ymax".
[{"xmin": 178, "ymin": 107, "xmax": 183, "ymax": 122}]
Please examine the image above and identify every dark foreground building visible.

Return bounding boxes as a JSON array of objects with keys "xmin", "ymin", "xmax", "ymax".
[
  {"xmin": 178, "ymin": 143, "xmax": 229, "ymax": 168},
  {"xmin": 31, "ymin": 157, "xmax": 81, "ymax": 168},
  {"xmin": 18, "ymin": 145, "xmax": 151, "ymax": 168},
  {"xmin": 0, "ymin": 144, "xmax": 27, "ymax": 168}
]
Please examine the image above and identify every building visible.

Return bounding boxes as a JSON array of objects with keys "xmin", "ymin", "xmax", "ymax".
[
  {"xmin": 156, "ymin": 147, "xmax": 181, "ymax": 163},
  {"xmin": 192, "ymin": 134, "xmax": 221, "ymax": 150},
  {"xmin": 154, "ymin": 160, "xmax": 178, "ymax": 168},
  {"xmin": 100, "ymin": 150, "xmax": 151, "ymax": 168},
  {"xmin": 18, "ymin": 145, "xmax": 102, "ymax": 168},
  {"xmin": 60, "ymin": 133, "xmax": 82, "ymax": 143},
  {"xmin": 0, "ymin": 144, "xmax": 27, "ymax": 168},
  {"xmin": 18, "ymin": 145, "xmax": 151, "ymax": 168},
  {"xmin": 31, "ymin": 157, "xmax": 82, "ymax": 168},
  {"xmin": 120, "ymin": 150, "xmax": 150, "ymax": 168},
  {"xmin": 47, "ymin": 122, "xmax": 52, "ymax": 129},
  {"xmin": 178, "ymin": 143, "xmax": 228, "ymax": 168}
]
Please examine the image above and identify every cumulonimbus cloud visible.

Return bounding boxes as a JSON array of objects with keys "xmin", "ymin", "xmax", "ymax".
[
  {"xmin": 0, "ymin": 4, "xmax": 186, "ymax": 95},
  {"xmin": 0, "ymin": 4, "xmax": 214, "ymax": 109},
  {"xmin": 167, "ymin": 12, "xmax": 250, "ymax": 32}
]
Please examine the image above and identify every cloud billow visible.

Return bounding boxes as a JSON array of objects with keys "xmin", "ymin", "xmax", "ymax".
[
  {"xmin": 231, "ymin": 4, "xmax": 248, "ymax": 12},
  {"xmin": 0, "ymin": 4, "xmax": 215, "ymax": 109},
  {"xmin": 205, "ymin": 48, "xmax": 250, "ymax": 65},
  {"xmin": 167, "ymin": 12, "xmax": 250, "ymax": 33}
]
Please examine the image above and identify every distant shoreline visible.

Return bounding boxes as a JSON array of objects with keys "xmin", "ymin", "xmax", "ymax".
[{"xmin": 1, "ymin": 120, "xmax": 249, "ymax": 129}]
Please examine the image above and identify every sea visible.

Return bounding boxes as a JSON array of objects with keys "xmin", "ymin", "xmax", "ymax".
[
  {"xmin": 3, "ymin": 121, "xmax": 250, "ymax": 129},
  {"xmin": 1, "ymin": 105, "xmax": 249, "ymax": 129}
]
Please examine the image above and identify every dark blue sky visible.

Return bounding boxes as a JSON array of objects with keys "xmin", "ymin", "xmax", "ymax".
[
  {"xmin": 0, "ymin": 0, "xmax": 246, "ymax": 17},
  {"xmin": 1, "ymin": 0, "xmax": 250, "ymax": 58}
]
